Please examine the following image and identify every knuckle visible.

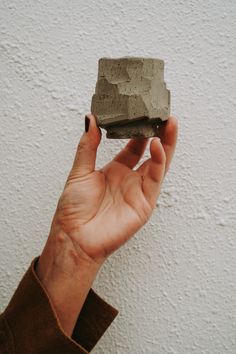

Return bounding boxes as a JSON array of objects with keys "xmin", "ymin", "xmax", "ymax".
[
  {"xmin": 77, "ymin": 140, "xmax": 90, "ymax": 155},
  {"xmin": 77, "ymin": 139, "xmax": 87, "ymax": 151}
]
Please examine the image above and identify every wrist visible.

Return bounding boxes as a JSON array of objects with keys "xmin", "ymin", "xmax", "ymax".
[
  {"xmin": 35, "ymin": 226, "xmax": 103, "ymax": 336},
  {"xmin": 36, "ymin": 226, "xmax": 102, "ymax": 287}
]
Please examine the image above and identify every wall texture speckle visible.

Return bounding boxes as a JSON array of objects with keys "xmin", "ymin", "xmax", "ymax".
[{"xmin": 0, "ymin": 0, "xmax": 236, "ymax": 353}]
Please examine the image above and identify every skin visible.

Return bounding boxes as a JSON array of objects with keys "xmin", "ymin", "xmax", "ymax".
[{"xmin": 36, "ymin": 113, "xmax": 178, "ymax": 337}]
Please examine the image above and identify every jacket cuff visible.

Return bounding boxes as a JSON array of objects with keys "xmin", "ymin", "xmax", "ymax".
[
  {"xmin": 3, "ymin": 257, "xmax": 118, "ymax": 354},
  {"xmin": 72, "ymin": 288, "xmax": 118, "ymax": 352}
]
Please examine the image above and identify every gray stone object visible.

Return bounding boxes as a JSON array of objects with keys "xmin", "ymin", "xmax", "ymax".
[{"xmin": 91, "ymin": 56, "xmax": 170, "ymax": 139}]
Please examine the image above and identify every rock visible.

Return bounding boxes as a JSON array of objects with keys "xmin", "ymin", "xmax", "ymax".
[{"xmin": 91, "ymin": 56, "xmax": 170, "ymax": 139}]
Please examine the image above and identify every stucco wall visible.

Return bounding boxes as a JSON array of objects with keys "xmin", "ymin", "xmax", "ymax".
[{"xmin": 0, "ymin": 0, "xmax": 235, "ymax": 353}]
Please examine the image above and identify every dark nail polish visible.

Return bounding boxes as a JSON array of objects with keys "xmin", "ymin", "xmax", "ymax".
[{"xmin": 85, "ymin": 115, "xmax": 90, "ymax": 132}]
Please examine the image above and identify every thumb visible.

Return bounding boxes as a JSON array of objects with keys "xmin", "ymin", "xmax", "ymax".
[{"xmin": 71, "ymin": 114, "xmax": 102, "ymax": 177}]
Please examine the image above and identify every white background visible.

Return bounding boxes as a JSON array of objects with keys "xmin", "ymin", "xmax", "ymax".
[{"xmin": 0, "ymin": 1, "xmax": 236, "ymax": 353}]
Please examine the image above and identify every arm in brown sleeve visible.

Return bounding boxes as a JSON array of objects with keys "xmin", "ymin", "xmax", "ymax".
[{"xmin": 0, "ymin": 257, "xmax": 118, "ymax": 354}]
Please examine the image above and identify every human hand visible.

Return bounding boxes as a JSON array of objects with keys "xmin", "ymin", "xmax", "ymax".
[{"xmin": 50, "ymin": 114, "xmax": 178, "ymax": 265}]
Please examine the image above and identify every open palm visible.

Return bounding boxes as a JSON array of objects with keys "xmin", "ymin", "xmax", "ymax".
[{"xmin": 52, "ymin": 114, "xmax": 178, "ymax": 263}]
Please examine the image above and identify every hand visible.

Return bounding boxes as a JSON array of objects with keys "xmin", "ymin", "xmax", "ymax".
[
  {"xmin": 36, "ymin": 113, "xmax": 178, "ymax": 336},
  {"xmin": 50, "ymin": 114, "xmax": 178, "ymax": 264}
]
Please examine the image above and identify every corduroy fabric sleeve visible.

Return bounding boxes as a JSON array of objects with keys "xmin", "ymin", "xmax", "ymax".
[{"xmin": 0, "ymin": 257, "xmax": 118, "ymax": 354}]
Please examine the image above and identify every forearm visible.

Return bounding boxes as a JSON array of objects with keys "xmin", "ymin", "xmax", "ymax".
[{"xmin": 36, "ymin": 223, "xmax": 102, "ymax": 337}]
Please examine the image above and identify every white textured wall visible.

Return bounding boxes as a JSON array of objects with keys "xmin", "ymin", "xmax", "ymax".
[{"xmin": 0, "ymin": 0, "xmax": 236, "ymax": 353}]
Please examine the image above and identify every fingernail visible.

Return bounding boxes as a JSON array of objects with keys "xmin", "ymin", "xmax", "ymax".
[{"xmin": 85, "ymin": 115, "xmax": 90, "ymax": 132}]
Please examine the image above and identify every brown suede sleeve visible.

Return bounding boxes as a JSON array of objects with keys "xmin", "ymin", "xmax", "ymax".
[{"xmin": 0, "ymin": 257, "xmax": 118, "ymax": 354}]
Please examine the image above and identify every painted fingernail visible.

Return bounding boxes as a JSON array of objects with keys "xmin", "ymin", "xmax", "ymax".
[{"xmin": 85, "ymin": 115, "xmax": 90, "ymax": 132}]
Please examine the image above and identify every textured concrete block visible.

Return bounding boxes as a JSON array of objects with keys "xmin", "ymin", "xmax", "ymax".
[{"xmin": 91, "ymin": 56, "xmax": 170, "ymax": 138}]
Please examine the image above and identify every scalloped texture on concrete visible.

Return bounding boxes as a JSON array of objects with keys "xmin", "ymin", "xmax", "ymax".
[{"xmin": 91, "ymin": 57, "xmax": 170, "ymax": 138}]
